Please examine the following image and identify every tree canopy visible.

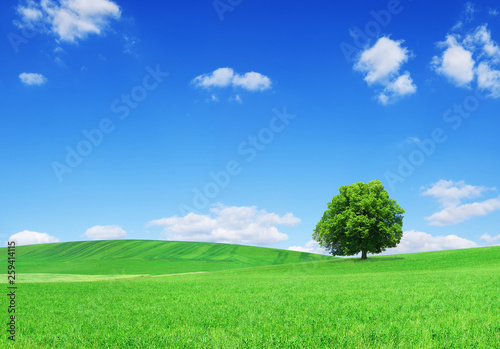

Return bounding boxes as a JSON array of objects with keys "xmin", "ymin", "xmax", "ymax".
[{"xmin": 313, "ymin": 180, "xmax": 405, "ymax": 259}]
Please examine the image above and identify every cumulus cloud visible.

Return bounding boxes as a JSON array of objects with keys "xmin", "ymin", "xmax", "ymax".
[
  {"xmin": 7, "ymin": 230, "xmax": 59, "ymax": 246},
  {"xmin": 148, "ymin": 204, "xmax": 299, "ymax": 245},
  {"xmin": 425, "ymin": 197, "xmax": 500, "ymax": 226},
  {"xmin": 431, "ymin": 37, "xmax": 475, "ymax": 87},
  {"xmin": 355, "ymin": 37, "xmax": 409, "ymax": 84},
  {"xmin": 468, "ymin": 25, "xmax": 500, "ymax": 60},
  {"xmin": 192, "ymin": 67, "xmax": 272, "ymax": 91},
  {"xmin": 476, "ymin": 62, "xmax": 500, "ymax": 98},
  {"xmin": 15, "ymin": 0, "xmax": 121, "ymax": 42},
  {"xmin": 433, "ymin": 23, "xmax": 500, "ymax": 98},
  {"xmin": 232, "ymin": 72, "xmax": 271, "ymax": 91},
  {"xmin": 422, "ymin": 180, "xmax": 500, "ymax": 226},
  {"xmin": 421, "ymin": 179, "xmax": 494, "ymax": 207},
  {"xmin": 480, "ymin": 233, "xmax": 500, "ymax": 245},
  {"xmin": 82, "ymin": 225, "xmax": 127, "ymax": 240},
  {"xmin": 378, "ymin": 72, "xmax": 417, "ymax": 104},
  {"xmin": 385, "ymin": 230, "xmax": 479, "ymax": 254},
  {"xmin": 288, "ymin": 240, "xmax": 328, "ymax": 255},
  {"xmin": 19, "ymin": 72, "xmax": 47, "ymax": 85},
  {"xmin": 354, "ymin": 36, "xmax": 416, "ymax": 105}
]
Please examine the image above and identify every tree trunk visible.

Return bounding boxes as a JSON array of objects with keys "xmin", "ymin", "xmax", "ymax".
[{"xmin": 361, "ymin": 250, "xmax": 367, "ymax": 259}]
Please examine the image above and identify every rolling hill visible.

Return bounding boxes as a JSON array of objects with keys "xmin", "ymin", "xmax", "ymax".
[{"xmin": 8, "ymin": 239, "xmax": 335, "ymax": 275}]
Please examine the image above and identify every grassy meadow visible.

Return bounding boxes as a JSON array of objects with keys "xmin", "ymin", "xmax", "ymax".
[{"xmin": 1, "ymin": 241, "xmax": 499, "ymax": 348}]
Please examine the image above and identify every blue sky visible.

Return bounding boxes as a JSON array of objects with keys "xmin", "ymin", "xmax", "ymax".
[{"xmin": 1, "ymin": 0, "xmax": 500, "ymax": 254}]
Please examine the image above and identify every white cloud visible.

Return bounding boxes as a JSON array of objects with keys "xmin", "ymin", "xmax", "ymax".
[
  {"xmin": 421, "ymin": 179, "xmax": 494, "ymax": 207},
  {"xmin": 232, "ymin": 72, "xmax": 271, "ymax": 91},
  {"xmin": 192, "ymin": 67, "xmax": 272, "ymax": 91},
  {"xmin": 193, "ymin": 67, "xmax": 234, "ymax": 88},
  {"xmin": 467, "ymin": 25, "xmax": 500, "ymax": 60},
  {"xmin": 385, "ymin": 230, "xmax": 479, "ymax": 254},
  {"xmin": 148, "ymin": 204, "xmax": 299, "ymax": 245},
  {"xmin": 378, "ymin": 71, "xmax": 417, "ymax": 105},
  {"xmin": 489, "ymin": 8, "xmax": 499, "ymax": 16},
  {"xmin": 19, "ymin": 5, "xmax": 43, "ymax": 21},
  {"xmin": 355, "ymin": 37, "xmax": 409, "ymax": 84},
  {"xmin": 354, "ymin": 36, "xmax": 416, "ymax": 104},
  {"xmin": 431, "ymin": 36, "xmax": 475, "ymax": 87},
  {"xmin": 291, "ymin": 232, "xmax": 480, "ymax": 256},
  {"xmin": 476, "ymin": 62, "xmax": 500, "ymax": 98},
  {"xmin": 425, "ymin": 197, "xmax": 500, "ymax": 226},
  {"xmin": 480, "ymin": 233, "xmax": 500, "ymax": 245},
  {"xmin": 7, "ymin": 230, "xmax": 59, "ymax": 246},
  {"xmin": 19, "ymin": 72, "xmax": 47, "ymax": 85},
  {"xmin": 82, "ymin": 225, "xmax": 127, "ymax": 240},
  {"xmin": 16, "ymin": 0, "xmax": 121, "ymax": 42},
  {"xmin": 433, "ymin": 24, "xmax": 500, "ymax": 98},
  {"xmin": 422, "ymin": 180, "xmax": 499, "ymax": 226},
  {"xmin": 288, "ymin": 240, "xmax": 328, "ymax": 255}
]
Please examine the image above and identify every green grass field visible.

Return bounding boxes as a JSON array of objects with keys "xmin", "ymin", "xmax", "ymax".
[{"xmin": 1, "ymin": 241, "xmax": 499, "ymax": 348}]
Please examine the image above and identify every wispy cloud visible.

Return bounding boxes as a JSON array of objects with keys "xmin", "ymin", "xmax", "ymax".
[
  {"xmin": 464, "ymin": 1, "xmax": 478, "ymax": 22},
  {"xmin": 15, "ymin": 0, "xmax": 121, "ymax": 42},
  {"xmin": 228, "ymin": 95, "xmax": 242, "ymax": 103},
  {"xmin": 205, "ymin": 94, "xmax": 219, "ymax": 103},
  {"xmin": 148, "ymin": 204, "xmax": 299, "ymax": 245},
  {"xmin": 451, "ymin": 1, "xmax": 478, "ymax": 31},
  {"xmin": 19, "ymin": 72, "xmax": 47, "ymax": 85},
  {"xmin": 123, "ymin": 35, "xmax": 140, "ymax": 56},
  {"xmin": 354, "ymin": 36, "xmax": 416, "ymax": 105}
]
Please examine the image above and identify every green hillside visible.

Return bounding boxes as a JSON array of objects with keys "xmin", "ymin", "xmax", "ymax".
[
  {"xmin": 7, "ymin": 239, "xmax": 334, "ymax": 275},
  {"xmin": 1, "ymin": 245, "xmax": 499, "ymax": 348}
]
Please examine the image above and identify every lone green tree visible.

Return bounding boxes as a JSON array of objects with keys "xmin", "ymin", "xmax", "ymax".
[{"xmin": 313, "ymin": 180, "xmax": 404, "ymax": 259}]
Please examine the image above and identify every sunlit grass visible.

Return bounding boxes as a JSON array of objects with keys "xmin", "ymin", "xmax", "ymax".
[
  {"xmin": 0, "ymin": 273, "xmax": 145, "ymax": 283},
  {"xmin": 1, "ymin": 243, "xmax": 498, "ymax": 348}
]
